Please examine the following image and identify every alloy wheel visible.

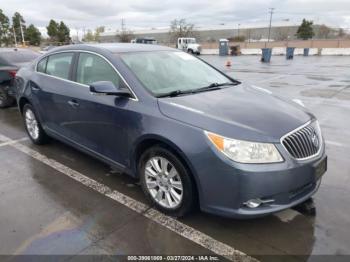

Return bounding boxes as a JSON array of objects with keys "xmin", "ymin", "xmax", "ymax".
[
  {"xmin": 25, "ymin": 109, "xmax": 39, "ymax": 140},
  {"xmin": 145, "ymin": 156, "xmax": 183, "ymax": 209}
]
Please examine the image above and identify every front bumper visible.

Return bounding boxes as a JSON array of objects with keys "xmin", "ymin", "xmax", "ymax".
[{"xmin": 192, "ymin": 142, "xmax": 327, "ymax": 219}]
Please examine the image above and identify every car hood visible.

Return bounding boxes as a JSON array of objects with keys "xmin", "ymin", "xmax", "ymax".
[{"xmin": 157, "ymin": 84, "xmax": 313, "ymax": 143}]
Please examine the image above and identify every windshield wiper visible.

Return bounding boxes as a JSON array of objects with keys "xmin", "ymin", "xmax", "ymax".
[
  {"xmin": 192, "ymin": 82, "xmax": 238, "ymax": 93},
  {"xmin": 157, "ymin": 89, "xmax": 193, "ymax": 98},
  {"xmin": 156, "ymin": 82, "xmax": 239, "ymax": 98}
]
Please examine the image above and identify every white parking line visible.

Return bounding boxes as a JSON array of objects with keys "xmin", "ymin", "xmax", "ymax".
[
  {"xmin": 0, "ymin": 133, "xmax": 257, "ymax": 262},
  {"xmin": 0, "ymin": 137, "xmax": 29, "ymax": 148}
]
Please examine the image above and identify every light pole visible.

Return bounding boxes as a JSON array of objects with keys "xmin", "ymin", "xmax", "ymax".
[
  {"xmin": 19, "ymin": 20, "xmax": 25, "ymax": 46},
  {"xmin": 12, "ymin": 26, "xmax": 17, "ymax": 47},
  {"xmin": 237, "ymin": 23, "xmax": 241, "ymax": 37},
  {"xmin": 267, "ymin": 8, "xmax": 274, "ymax": 42}
]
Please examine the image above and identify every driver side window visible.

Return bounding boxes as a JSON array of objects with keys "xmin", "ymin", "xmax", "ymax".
[{"xmin": 76, "ymin": 53, "xmax": 120, "ymax": 87}]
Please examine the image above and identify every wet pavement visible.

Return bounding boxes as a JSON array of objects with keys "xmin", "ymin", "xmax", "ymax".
[{"xmin": 0, "ymin": 55, "xmax": 350, "ymax": 261}]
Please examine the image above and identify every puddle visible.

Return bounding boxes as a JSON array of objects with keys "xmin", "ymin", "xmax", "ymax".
[
  {"xmin": 301, "ymin": 87, "xmax": 350, "ymax": 100},
  {"xmin": 269, "ymin": 82, "xmax": 289, "ymax": 88},
  {"xmin": 307, "ymin": 76, "xmax": 333, "ymax": 81},
  {"xmin": 300, "ymin": 88, "xmax": 335, "ymax": 98}
]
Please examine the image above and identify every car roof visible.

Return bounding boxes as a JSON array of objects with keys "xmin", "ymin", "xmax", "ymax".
[{"xmin": 49, "ymin": 43, "xmax": 176, "ymax": 54}]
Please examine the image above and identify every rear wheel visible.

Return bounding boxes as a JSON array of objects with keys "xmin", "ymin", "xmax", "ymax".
[
  {"xmin": 0, "ymin": 88, "xmax": 15, "ymax": 108},
  {"xmin": 23, "ymin": 104, "xmax": 49, "ymax": 145},
  {"xmin": 139, "ymin": 146, "xmax": 195, "ymax": 217}
]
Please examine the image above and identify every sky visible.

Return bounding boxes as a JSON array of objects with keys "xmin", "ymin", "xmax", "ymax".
[{"xmin": 1, "ymin": 0, "xmax": 350, "ymax": 37}]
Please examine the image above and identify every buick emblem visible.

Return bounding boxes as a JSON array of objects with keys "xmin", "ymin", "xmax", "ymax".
[{"xmin": 311, "ymin": 132, "xmax": 319, "ymax": 148}]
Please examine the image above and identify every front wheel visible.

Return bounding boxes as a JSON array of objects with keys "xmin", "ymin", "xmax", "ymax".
[
  {"xmin": 139, "ymin": 146, "xmax": 195, "ymax": 217},
  {"xmin": 23, "ymin": 104, "xmax": 49, "ymax": 145}
]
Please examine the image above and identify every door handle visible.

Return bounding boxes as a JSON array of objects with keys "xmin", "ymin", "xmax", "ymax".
[
  {"xmin": 30, "ymin": 82, "xmax": 41, "ymax": 91},
  {"xmin": 68, "ymin": 99, "xmax": 80, "ymax": 108}
]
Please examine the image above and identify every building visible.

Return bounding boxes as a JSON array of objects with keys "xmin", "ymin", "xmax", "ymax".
[{"xmin": 98, "ymin": 25, "xmax": 331, "ymax": 44}]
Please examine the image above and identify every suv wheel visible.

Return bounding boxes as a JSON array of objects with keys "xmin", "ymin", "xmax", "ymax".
[
  {"xmin": 139, "ymin": 146, "xmax": 195, "ymax": 217},
  {"xmin": 23, "ymin": 104, "xmax": 49, "ymax": 144}
]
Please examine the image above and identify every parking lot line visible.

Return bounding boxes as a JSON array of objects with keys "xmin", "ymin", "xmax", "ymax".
[
  {"xmin": 0, "ymin": 137, "xmax": 29, "ymax": 147},
  {"xmin": 0, "ymin": 132, "xmax": 257, "ymax": 262}
]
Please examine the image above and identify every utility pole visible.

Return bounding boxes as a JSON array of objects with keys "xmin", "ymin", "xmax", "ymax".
[
  {"xmin": 19, "ymin": 20, "xmax": 25, "ymax": 46},
  {"xmin": 121, "ymin": 18, "xmax": 126, "ymax": 32},
  {"xmin": 13, "ymin": 26, "xmax": 17, "ymax": 47},
  {"xmin": 267, "ymin": 7, "xmax": 274, "ymax": 42}
]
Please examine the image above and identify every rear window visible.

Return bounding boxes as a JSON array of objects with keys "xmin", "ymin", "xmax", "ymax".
[{"xmin": 0, "ymin": 50, "xmax": 39, "ymax": 65}]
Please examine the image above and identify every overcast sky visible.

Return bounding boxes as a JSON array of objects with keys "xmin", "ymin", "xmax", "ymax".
[{"xmin": 2, "ymin": 0, "xmax": 350, "ymax": 37}]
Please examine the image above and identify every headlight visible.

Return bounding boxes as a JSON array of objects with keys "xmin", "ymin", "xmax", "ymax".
[{"xmin": 205, "ymin": 131, "xmax": 283, "ymax": 164}]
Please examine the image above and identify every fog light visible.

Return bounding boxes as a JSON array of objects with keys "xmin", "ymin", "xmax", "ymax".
[
  {"xmin": 243, "ymin": 198, "xmax": 275, "ymax": 208},
  {"xmin": 244, "ymin": 199, "xmax": 262, "ymax": 208}
]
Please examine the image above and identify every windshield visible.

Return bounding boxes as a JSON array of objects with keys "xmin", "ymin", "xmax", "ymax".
[{"xmin": 120, "ymin": 51, "xmax": 235, "ymax": 96}]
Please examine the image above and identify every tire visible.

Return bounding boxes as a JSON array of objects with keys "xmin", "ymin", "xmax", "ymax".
[
  {"xmin": 0, "ymin": 88, "xmax": 15, "ymax": 108},
  {"xmin": 23, "ymin": 104, "xmax": 49, "ymax": 145},
  {"xmin": 139, "ymin": 146, "xmax": 195, "ymax": 217}
]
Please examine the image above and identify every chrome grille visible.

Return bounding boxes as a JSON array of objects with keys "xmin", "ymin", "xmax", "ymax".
[{"xmin": 282, "ymin": 122, "xmax": 322, "ymax": 160}]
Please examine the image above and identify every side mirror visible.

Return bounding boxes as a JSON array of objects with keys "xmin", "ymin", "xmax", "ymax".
[{"xmin": 89, "ymin": 81, "xmax": 131, "ymax": 97}]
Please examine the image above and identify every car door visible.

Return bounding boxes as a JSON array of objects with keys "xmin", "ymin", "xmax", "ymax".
[
  {"xmin": 68, "ymin": 52, "xmax": 135, "ymax": 166},
  {"xmin": 32, "ymin": 52, "xmax": 77, "ymax": 138}
]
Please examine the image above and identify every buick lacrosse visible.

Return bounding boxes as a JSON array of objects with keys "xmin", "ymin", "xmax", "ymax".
[{"xmin": 15, "ymin": 44, "xmax": 327, "ymax": 218}]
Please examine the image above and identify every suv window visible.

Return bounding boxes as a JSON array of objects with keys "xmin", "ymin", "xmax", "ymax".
[
  {"xmin": 37, "ymin": 57, "xmax": 47, "ymax": 73},
  {"xmin": 46, "ymin": 53, "xmax": 74, "ymax": 80},
  {"xmin": 76, "ymin": 53, "xmax": 120, "ymax": 86}
]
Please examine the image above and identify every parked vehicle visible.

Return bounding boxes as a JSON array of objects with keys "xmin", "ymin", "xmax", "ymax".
[
  {"xmin": 131, "ymin": 37, "xmax": 157, "ymax": 44},
  {"xmin": 177, "ymin": 38, "xmax": 201, "ymax": 55},
  {"xmin": 0, "ymin": 48, "xmax": 40, "ymax": 108},
  {"xmin": 15, "ymin": 43, "xmax": 327, "ymax": 218}
]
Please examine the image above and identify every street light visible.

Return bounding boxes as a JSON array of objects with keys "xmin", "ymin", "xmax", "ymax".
[{"xmin": 238, "ymin": 23, "xmax": 241, "ymax": 37}]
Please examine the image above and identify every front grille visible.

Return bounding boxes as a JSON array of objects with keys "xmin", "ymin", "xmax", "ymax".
[{"xmin": 282, "ymin": 122, "xmax": 322, "ymax": 159}]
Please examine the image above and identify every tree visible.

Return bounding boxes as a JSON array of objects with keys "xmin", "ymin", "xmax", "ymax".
[
  {"xmin": 169, "ymin": 19, "xmax": 197, "ymax": 43},
  {"xmin": 25, "ymin": 24, "xmax": 41, "ymax": 46},
  {"xmin": 338, "ymin": 28, "xmax": 346, "ymax": 38},
  {"xmin": 317, "ymin": 24, "xmax": 331, "ymax": 39},
  {"xmin": 83, "ymin": 26, "xmax": 105, "ymax": 42},
  {"xmin": 57, "ymin": 21, "xmax": 70, "ymax": 43},
  {"xmin": 119, "ymin": 30, "xmax": 134, "ymax": 43},
  {"xmin": 46, "ymin": 19, "xmax": 59, "ymax": 41},
  {"xmin": 12, "ymin": 12, "xmax": 26, "ymax": 44},
  {"xmin": 83, "ymin": 29, "xmax": 95, "ymax": 42},
  {"xmin": 94, "ymin": 26, "xmax": 105, "ymax": 42},
  {"xmin": 0, "ymin": 9, "xmax": 11, "ymax": 46},
  {"xmin": 46, "ymin": 20, "xmax": 70, "ymax": 44},
  {"xmin": 296, "ymin": 19, "xmax": 314, "ymax": 40}
]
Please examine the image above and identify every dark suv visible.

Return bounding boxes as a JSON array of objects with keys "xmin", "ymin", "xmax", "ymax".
[{"xmin": 0, "ymin": 48, "xmax": 39, "ymax": 108}]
